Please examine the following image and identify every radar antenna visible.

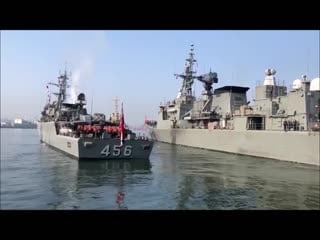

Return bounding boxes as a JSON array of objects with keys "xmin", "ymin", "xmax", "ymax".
[{"xmin": 196, "ymin": 69, "xmax": 218, "ymax": 96}]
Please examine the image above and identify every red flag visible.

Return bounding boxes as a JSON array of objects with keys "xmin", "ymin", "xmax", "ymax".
[{"xmin": 119, "ymin": 103, "xmax": 125, "ymax": 147}]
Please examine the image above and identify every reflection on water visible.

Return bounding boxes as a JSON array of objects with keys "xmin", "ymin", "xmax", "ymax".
[
  {"xmin": 77, "ymin": 159, "xmax": 152, "ymax": 210},
  {"xmin": 78, "ymin": 159, "xmax": 152, "ymax": 176},
  {"xmin": 1, "ymin": 129, "xmax": 319, "ymax": 210},
  {"xmin": 151, "ymin": 143, "xmax": 319, "ymax": 210},
  {"xmin": 46, "ymin": 159, "xmax": 152, "ymax": 210}
]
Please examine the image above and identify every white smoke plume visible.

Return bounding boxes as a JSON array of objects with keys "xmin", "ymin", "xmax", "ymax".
[
  {"xmin": 65, "ymin": 59, "xmax": 93, "ymax": 104},
  {"xmin": 63, "ymin": 31, "xmax": 107, "ymax": 104}
]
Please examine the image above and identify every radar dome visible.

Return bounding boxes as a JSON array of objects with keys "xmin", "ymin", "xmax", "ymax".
[
  {"xmin": 310, "ymin": 77, "xmax": 320, "ymax": 91},
  {"xmin": 292, "ymin": 79, "xmax": 302, "ymax": 90},
  {"xmin": 270, "ymin": 69, "xmax": 276, "ymax": 75}
]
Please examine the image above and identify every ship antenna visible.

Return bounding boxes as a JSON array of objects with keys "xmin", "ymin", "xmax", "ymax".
[
  {"xmin": 91, "ymin": 90, "xmax": 94, "ymax": 116},
  {"xmin": 65, "ymin": 61, "xmax": 68, "ymax": 74},
  {"xmin": 307, "ymin": 48, "xmax": 310, "ymax": 78}
]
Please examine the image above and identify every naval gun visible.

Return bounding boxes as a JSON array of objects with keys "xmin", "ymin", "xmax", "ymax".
[{"xmin": 196, "ymin": 70, "xmax": 218, "ymax": 96}]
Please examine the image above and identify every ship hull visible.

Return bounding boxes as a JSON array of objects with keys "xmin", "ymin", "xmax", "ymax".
[
  {"xmin": 39, "ymin": 122, "xmax": 153, "ymax": 160},
  {"xmin": 150, "ymin": 127, "xmax": 320, "ymax": 166},
  {"xmin": 78, "ymin": 138, "xmax": 153, "ymax": 159}
]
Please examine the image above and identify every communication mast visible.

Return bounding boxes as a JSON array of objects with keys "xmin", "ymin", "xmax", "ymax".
[{"xmin": 113, "ymin": 96, "xmax": 120, "ymax": 122}]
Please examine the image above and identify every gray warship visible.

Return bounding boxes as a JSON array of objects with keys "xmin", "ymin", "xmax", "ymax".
[
  {"xmin": 146, "ymin": 45, "xmax": 320, "ymax": 166},
  {"xmin": 39, "ymin": 69, "xmax": 153, "ymax": 160}
]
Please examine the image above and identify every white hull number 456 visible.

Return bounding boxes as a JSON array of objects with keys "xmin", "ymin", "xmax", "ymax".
[{"xmin": 100, "ymin": 145, "xmax": 132, "ymax": 157}]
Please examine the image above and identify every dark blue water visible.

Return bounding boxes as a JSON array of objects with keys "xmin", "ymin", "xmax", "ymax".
[{"xmin": 1, "ymin": 128, "xmax": 319, "ymax": 209}]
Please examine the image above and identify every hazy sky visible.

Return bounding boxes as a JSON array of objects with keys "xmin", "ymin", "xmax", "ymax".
[{"xmin": 1, "ymin": 30, "xmax": 319, "ymax": 125}]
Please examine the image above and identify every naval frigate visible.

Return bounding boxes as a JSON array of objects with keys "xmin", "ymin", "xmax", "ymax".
[
  {"xmin": 39, "ymin": 69, "xmax": 153, "ymax": 160},
  {"xmin": 146, "ymin": 45, "xmax": 320, "ymax": 166}
]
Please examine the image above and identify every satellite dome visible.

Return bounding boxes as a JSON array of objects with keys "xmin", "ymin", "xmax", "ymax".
[
  {"xmin": 310, "ymin": 77, "xmax": 320, "ymax": 91},
  {"xmin": 292, "ymin": 79, "xmax": 302, "ymax": 90},
  {"xmin": 265, "ymin": 68, "xmax": 276, "ymax": 76}
]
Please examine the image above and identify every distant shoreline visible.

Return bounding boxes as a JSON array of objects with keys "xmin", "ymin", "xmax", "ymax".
[{"xmin": 0, "ymin": 126, "xmax": 37, "ymax": 129}]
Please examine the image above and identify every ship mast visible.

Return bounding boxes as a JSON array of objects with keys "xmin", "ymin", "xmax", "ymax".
[
  {"xmin": 48, "ymin": 68, "xmax": 70, "ymax": 120},
  {"xmin": 175, "ymin": 44, "xmax": 198, "ymax": 97}
]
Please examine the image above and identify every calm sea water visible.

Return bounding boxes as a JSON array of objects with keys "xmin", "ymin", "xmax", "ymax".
[{"xmin": 1, "ymin": 128, "xmax": 319, "ymax": 210}]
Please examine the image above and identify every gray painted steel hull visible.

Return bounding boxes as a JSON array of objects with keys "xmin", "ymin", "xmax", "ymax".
[
  {"xmin": 78, "ymin": 138, "xmax": 153, "ymax": 159},
  {"xmin": 150, "ymin": 127, "xmax": 320, "ymax": 166},
  {"xmin": 39, "ymin": 122, "xmax": 153, "ymax": 160}
]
